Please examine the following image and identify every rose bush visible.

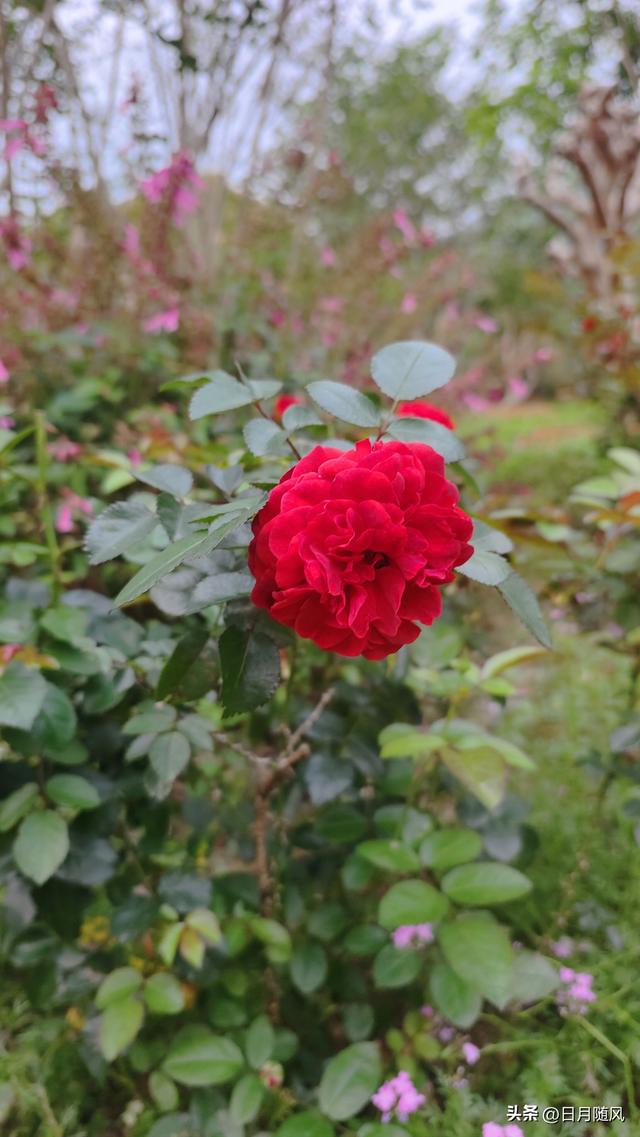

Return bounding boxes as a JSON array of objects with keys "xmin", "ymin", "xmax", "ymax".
[{"xmin": 249, "ymin": 439, "xmax": 473, "ymax": 659}]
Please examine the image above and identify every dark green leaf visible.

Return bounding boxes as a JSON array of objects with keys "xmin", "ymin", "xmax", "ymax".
[
  {"xmin": 498, "ymin": 571, "xmax": 553, "ymax": 649},
  {"xmin": 441, "ymin": 863, "xmax": 532, "ymax": 906},
  {"xmin": 13, "ymin": 811, "xmax": 69, "ymax": 884},
  {"xmin": 219, "ymin": 626, "xmax": 281, "ymax": 715},
  {"xmin": 85, "ymin": 501, "xmax": 158, "ymax": 565},
  {"xmin": 373, "ymin": 944, "xmax": 421, "ymax": 989},
  {"xmin": 429, "ymin": 961, "xmax": 482, "ymax": 1028},
  {"xmin": 156, "ymin": 629, "xmax": 208, "ymax": 699},
  {"xmin": 0, "ymin": 664, "xmax": 47, "ymax": 730},
  {"xmin": 377, "ymin": 879, "xmax": 449, "ymax": 929},
  {"xmin": 46, "ymin": 774, "xmax": 100, "ymax": 811},
  {"xmin": 439, "ymin": 913, "xmax": 513, "ymax": 1010},
  {"xmin": 290, "ymin": 942, "xmax": 328, "ymax": 994},
  {"xmin": 317, "ymin": 1042, "xmax": 381, "ymax": 1121},
  {"xmin": 163, "ymin": 1027, "xmax": 244, "ymax": 1086}
]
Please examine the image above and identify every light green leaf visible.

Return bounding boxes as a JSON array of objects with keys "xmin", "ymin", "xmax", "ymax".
[
  {"xmin": 441, "ymin": 863, "xmax": 532, "ymax": 906},
  {"xmin": 317, "ymin": 1042, "xmax": 382, "ymax": 1121},
  {"xmin": 189, "ymin": 374, "xmax": 254, "ymax": 419},
  {"xmin": 370, "ymin": 340, "xmax": 455, "ymax": 400},
  {"xmin": 509, "ymin": 951, "xmax": 559, "ymax": 1003},
  {"xmin": 356, "ymin": 839, "xmax": 420, "ymax": 873},
  {"xmin": 96, "ymin": 967, "xmax": 143, "ymax": 1010},
  {"xmin": 230, "ymin": 1073, "xmax": 265, "ymax": 1125},
  {"xmin": 377, "ymin": 879, "xmax": 449, "ymax": 929},
  {"xmin": 246, "ymin": 1014, "xmax": 275, "ymax": 1069},
  {"xmin": 243, "ymin": 418, "xmax": 286, "ymax": 456},
  {"xmin": 429, "ymin": 960, "xmax": 483, "ymax": 1028},
  {"xmin": 290, "ymin": 942, "xmax": 328, "ymax": 994},
  {"xmin": 46, "ymin": 774, "xmax": 100, "ymax": 811},
  {"xmin": 373, "ymin": 944, "xmax": 421, "ymax": 989},
  {"xmin": 439, "ymin": 913, "xmax": 513, "ymax": 1010},
  {"xmin": 163, "ymin": 1027, "xmax": 244, "ymax": 1086},
  {"xmin": 419, "ymin": 829, "xmax": 482, "ymax": 872},
  {"xmin": 150, "ymin": 731, "xmax": 191, "ymax": 782},
  {"xmin": 99, "ymin": 997, "xmax": 144, "ymax": 1061},
  {"xmin": 307, "ymin": 381, "xmax": 380, "ymax": 428},
  {"xmin": 276, "ymin": 1112, "xmax": 335, "ymax": 1137},
  {"xmin": 135, "ymin": 464, "xmax": 193, "ymax": 497},
  {"xmin": 85, "ymin": 501, "xmax": 157, "ymax": 565},
  {"xmin": 282, "ymin": 405, "xmax": 323, "ymax": 431},
  {"xmin": 0, "ymin": 663, "xmax": 47, "ymax": 730},
  {"xmin": 144, "ymin": 972, "xmax": 186, "ymax": 1014},
  {"xmin": 498, "ymin": 571, "xmax": 553, "ymax": 649},
  {"xmin": 456, "ymin": 549, "xmax": 512, "ymax": 586},
  {"xmin": 441, "ymin": 745, "xmax": 506, "ymax": 810},
  {"xmin": 386, "ymin": 417, "xmax": 465, "ymax": 461},
  {"xmin": 379, "ymin": 723, "xmax": 444, "ymax": 760},
  {"xmin": 471, "ymin": 519, "xmax": 514, "ymax": 554},
  {"xmin": 13, "ymin": 811, "xmax": 69, "ymax": 884},
  {"xmin": 0, "ymin": 783, "xmax": 39, "ymax": 832}
]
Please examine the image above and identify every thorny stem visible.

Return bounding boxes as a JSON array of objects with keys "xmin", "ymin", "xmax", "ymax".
[{"xmin": 35, "ymin": 412, "xmax": 62, "ymax": 601}]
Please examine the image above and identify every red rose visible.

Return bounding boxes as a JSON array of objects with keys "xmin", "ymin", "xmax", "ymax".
[
  {"xmin": 248, "ymin": 440, "xmax": 473, "ymax": 660},
  {"xmin": 274, "ymin": 393, "xmax": 302, "ymax": 421},
  {"xmin": 397, "ymin": 401, "xmax": 454, "ymax": 430}
]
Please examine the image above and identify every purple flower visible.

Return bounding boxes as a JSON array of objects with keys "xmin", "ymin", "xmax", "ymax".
[
  {"xmin": 371, "ymin": 1071, "xmax": 426, "ymax": 1123},
  {"xmin": 557, "ymin": 967, "xmax": 596, "ymax": 1013},
  {"xmin": 462, "ymin": 1041, "xmax": 481, "ymax": 1065},
  {"xmin": 551, "ymin": 936, "xmax": 574, "ymax": 959}
]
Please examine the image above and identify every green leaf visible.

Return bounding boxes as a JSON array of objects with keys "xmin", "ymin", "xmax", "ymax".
[
  {"xmin": 0, "ymin": 663, "xmax": 47, "ymax": 730},
  {"xmin": 419, "ymin": 829, "xmax": 482, "ymax": 872},
  {"xmin": 185, "ymin": 908, "xmax": 221, "ymax": 943},
  {"xmin": 135, "ymin": 464, "xmax": 193, "ymax": 497},
  {"xmin": 439, "ymin": 913, "xmax": 513, "ymax": 1009},
  {"xmin": 386, "ymin": 417, "xmax": 465, "ymax": 461},
  {"xmin": 46, "ymin": 774, "xmax": 100, "ymax": 811},
  {"xmin": 191, "ymin": 572, "xmax": 253, "ymax": 608},
  {"xmin": 31, "ymin": 683, "xmax": 76, "ymax": 749},
  {"xmin": 441, "ymin": 745, "xmax": 506, "ymax": 810},
  {"xmin": 471, "ymin": 519, "xmax": 513, "ymax": 554},
  {"xmin": 282, "ymin": 405, "xmax": 323, "ymax": 431},
  {"xmin": 144, "ymin": 972, "xmax": 186, "ymax": 1014},
  {"xmin": 276, "ymin": 1112, "xmax": 335, "ymax": 1137},
  {"xmin": 248, "ymin": 378, "xmax": 283, "ymax": 400},
  {"xmin": 230, "ymin": 1072, "xmax": 265, "ymax": 1125},
  {"xmin": 219, "ymin": 626, "xmax": 281, "ymax": 715},
  {"xmin": 124, "ymin": 705, "xmax": 177, "ymax": 735},
  {"xmin": 99, "ymin": 997, "xmax": 144, "ymax": 1061},
  {"xmin": 307, "ymin": 381, "xmax": 380, "ymax": 428},
  {"xmin": 509, "ymin": 951, "xmax": 559, "ymax": 1003},
  {"xmin": 163, "ymin": 1027, "xmax": 244, "ymax": 1086},
  {"xmin": 148, "ymin": 1071, "xmax": 180, "ymax": 1113},
  {"xmin": 250, "ymin": 917, "xmax": 292, "ymax": 962},
  {"xmin": 156, "ymin": 629, "xmax": 209, "ymax": 700},
  {"xmin": 114, "ymin": 508, "xmax": 254, "ymax": 608},
  {"xmin": 456, "ymin": 549, "xmax": 512, "ymax": 585},
  {"xmin": 243, "ymin": 418, "xmax": 286, "ymax": 456},
  {"xmin": 85, "ymin": 501, "xmax": 157, "ymax": 565},
  {"xmin": 429, "ymin": 960, "xmax": 483, "ymax": 1028},
  {"xmin": 246, "ymin": 1014, "xmax": 275, "ymax": 1069},
  {"xmin": 373, "ymin": 944, "xmax": 421, "ymax": 988},
  {"xmin": 498, "ymin": 571, "xmax": 553, "ymax": 649},
  {"xmin": 290, "ymin": 942, "xmax": 328, "ymax": 994},
  {"xmin": 150, "ymin": 731, "xmax": 191, "ymax": 782},
  {"xmin": 356, "ymin": 840, "xmax": 420, "ymax": 873},
  {"xmin": 13, "ymin": 811, "xmax": 69, "ymax": 884},
  {"xmin": 189, "ymin": 374, "xmax": 255, "ymax": 419},
  {"xmin": 378, "ymin": 723, "xmax": 443, "ymax": 760},
  {"xmin": 370, "ymin": 340, "xmax": 455, "ymax": 400},
  {"xmin": 0, "ymin": 782, "xmax": 39, "ymax": 832},
  {"xmin": 377, "ymin": 879, "xmax": 449, "ymax": 929},
  {"xmin": 317, "ymin": 1042, "xmax": 382, "ymax": 1121},
  {"xmin": 441, "ymin": 863, "xmax": 532, "ymax": 906},
  {"xmin": 96, "ymin": 967, "xmax": 143, "ymax": 1010},
  {"xmin": 40, "ymin": 605, "xmax": 87, "ymax": 644}
]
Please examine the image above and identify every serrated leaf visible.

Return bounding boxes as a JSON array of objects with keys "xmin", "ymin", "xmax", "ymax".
[
  {"xmin": 135, "ymin": 464, "xmax": 193, "ymax": 497},
  {"xmin": 13, "ymin": 811, "xmax": 69, "ymax": 884},
  {"xmin": 219, "ymin": 626, "xmax": 281, "ymax": 715},
  {"xmin": 99, "ymin": 997, "xmax": 144, "ymax": 1060},
  {"xmin": 471, "ymin": 519, "xmax": 514, "ymax": 554},
  {"xmin": 85, "ymin": 501, "xmax": 157, "ymax": 565},
  {"xmin": 498, "ymin": 571, "xmax": 553, "ymax": 649},
  {"xmin": 0, "ymin": 663, "xmax": 47, "ymax": 730},
  {"xmin": 192, "ymin": 572, "xmax": 253, "ymax": 608},
  {"xmin": 156, "ymin": 629, "xmax": 208, "ymax": 700},
  {"xmin": 114, "ymin": 507, "xmax": 254, "ymax": 608},
  {"xmin": 189, "ymin": 375, "xmax": 254, "ymax": 419},
  {"xmin": 456, "ymin": 549, "xmax": 512, "ymax": 585},
  {"xmin": 307, "ymin": 381, "xmax": 380, "ymax": 428},
  {"xmin": 46, "ymin": 774, "xmax": 100, "ymax": 811},
  {"xmin": 386, "ymin": 417, "xmax": 465, "ymax": 461},
  {"xmin": 243, "ymin": 418, "xmax": 286, "ymax": 456},
  {"xmin": 317, "ymin": 1042, "xmax": 381, "ymax": 1121},
  {"xmin": 371, "ymin": 340, "xmax": 455, "ymax": 399}
]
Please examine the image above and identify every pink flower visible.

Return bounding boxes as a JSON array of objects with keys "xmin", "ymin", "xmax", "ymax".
[
  {"xmin": 420, "ymin": 1004, "xmax": 434, "ymax": 1017},
  {"xmin": 4, "ymin": 135, "xmax": 24, "ymax": 161},
  {"xmin": 0, "ymin": 359, "xmax": 9, "ymax": 383},
  {"xmin": 0, "ymin": 415, "xmax": 15, "ymax": 429},
  {"xmin": 143, "ymin": 307, "xmax": 179, "ymax": 334},
  {"xmin": 474, "ymin": 315, "xmax": 498, "ymax": 334},
  {"xmin": 551, "ymin": 936, "xmax": 574, "ymax": 959},
  {"xmin": 507, "ymin": 376, "xmax": 530, "ymax": 403},
  {"xmin": 392, "ymin": 207, "xmax": 416, "ymax": 244},
  {"xmin": 557, "ymin": 967, "xmax": 596, "ymax": 1013},
  {"xmin": 0, "ymin": 643, "xmax": 22, "ymax": 665},
  {"xmin": 318, "ymin": 296, "xmax": 343, "ymax": 314},
  {"xmin": 401, "ymin": 291, "xmax": 418, "ymax": 314},
  {"xmin": 122, "ymin": 223, "xmax": 140, "ymax": 257},
  {"xmin": 437, "ymin": 1025, "xmax": 455, "ymax": 1043},
  {"xmin": 141, "ymin": 151, "xmax": 203, "ymax": 225},
  {"xmin": 268, "ymin": 307, "xmax": 286, "ymax": 328},
  {"xmin": 320, "ymin": 246, "xmax": 336, "ymax": 267},
  {"xmin": 48, "ymin": 437, "xmax": 82, "ymax": 462},
  {"xmin": 55, "ymin": 491, "xmax": 93, "ymax": 534},
  {"xmin": 0, "ymin": 215, "xmax": 31, "ymax": 271},
  {"xmin": 533, "ymin": 346, "xmax": 553, "ymax": 363},
  {"xmin": 462, "ymin": 1041, "xmax": 481, "ymax": 1065},
  {"xmin": 462, "ymin": 393, "xmax": 491, "ymax": 413},
  {"xmin": 128, "ymin": 448, "xmax": 142, "ymax": 466},
  {"xmin": 483, "ymin": 1126, "xmax": 524, "ymax": 1137},
  {"xmin": 372, "ymin": 1071, "xmax": 426, "ymax": 1123},
  {"xmin": 392, "ymin": 923, "xmax": 434, "ymax": 949}
]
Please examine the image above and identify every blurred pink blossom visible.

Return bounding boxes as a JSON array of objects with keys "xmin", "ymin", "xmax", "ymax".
[
  {"xmin": 128, "ymin": 448, "xmax": 143, "ymax": 466},
  {"xmin": 533, "ymin": 346, "xmax": 554, "ymax": 363},
  {"xmin": 143, "ymin": 307, "xmax": 179, "ymax": 334},
  {"xmin": 557, "ymin": 967, "xmax": 596, "ymax": 1013},
  {"xmin": 392, "ymin": 923, "xmax": 434, "ymax": 949},
  {"xmin": 508, "ymin": 376, "xmax": 530, "ymax": 402},
  {"xmin": 372, "ymin": 1072, "xmax": 426, "ymax": 1123},
  {"xmin": 320, "ymin": 246, "xmax": 336, "ymax": 267},
  {"xmin": 462, "ymin": 1042, "xmax": 481, "ymax": 1065},
  {"xmin": 0, "ymin": 215, "xmax": 32, "ymax": 271},
  {"xmin": 0, "ymin": 359, "xmax": 9, "ymax": 384},
  {"xmin": 401, "ymin": 291, "xmax": 418, "ymax": 314},
  {"xmin": 48, "ymin": 437, "xmax": 82, "ymax": 462},
  {"xmin": 392, "ymin": 207, "xmax": 417, "ymax": 244},
  {"xmin": 141, "ymin": 151, "xmax": 203, "ymax": 225},
  {"xmin": 474, "ymin": 314, "xmax": 498, "ymax": 333},
  {"xmin": 55, "ymin": 491, "xmax": 93, "ymax": 534},
  {"xmin": 551, "ymin": 936, "xmax": 574, "ymax": 959},
  {"xmin": 0, "ymin": 415, "xmax": 15, "ymax": 429}
]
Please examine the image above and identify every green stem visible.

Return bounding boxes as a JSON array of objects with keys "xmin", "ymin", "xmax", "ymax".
[
  {"xmin": 35, "ymin": 412, "xmax": 62, "ymax": 601},
  {"xmin": 576, "ymin": 1015, "xmax": 637, "ymax": 1118}
]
